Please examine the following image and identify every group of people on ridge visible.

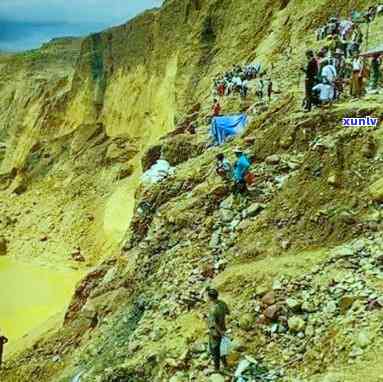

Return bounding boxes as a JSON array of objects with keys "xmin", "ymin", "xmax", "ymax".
[
  {"xmin": 213, "ymin": 62, "xmax": 273, "ymax": 102},
  {"xmin": 303, "ymin": 8, "xmax": 383, "ymax": 111}
]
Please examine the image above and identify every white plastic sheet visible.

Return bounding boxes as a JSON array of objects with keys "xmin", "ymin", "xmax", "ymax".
[{"xmin": 141, "ymin": 160, "xmax": 175, "ymax": 184}]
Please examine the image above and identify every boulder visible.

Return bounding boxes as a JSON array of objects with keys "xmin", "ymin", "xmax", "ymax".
[
  {"xmin": 220, "ymin": 194, "xmax": 235, "ymax": 209},
  {"xmin": 261, "ymin": 291, "xmax": 276, "ymax": 306},
  {"xmin": 264, "ymin": 304, "xmax": 280, "ymax": 320},
  {"xmin": 286, "ymin": 298, "xmax": 301, "ymax": 311},
  {"xmin": 209, "ymin": 231, "xmax": 220, "ymax": 248},
  {"xmin": 355, "ymin": 330, "xmax": 371, "ymax": 349},
  {"xmin": 301, "ymin": 301, "xmax": 316, "ymax": 313},
  {"xmin": 280, "ymin": 135, "xmax": 294, "ymax": 149},
  {"xmin": 239, "ymin": 313, "xmax": 254, "ymax": 331},
  {"xmin": 237, "ymin": 219, "xmax": 251, "ymax": 231},
  {"xmin": 220, "ymin": 209, "xmax": 234, "ymax": 223},
  {"xmin": 288, "ymin": 316, "xmax": 306, "ymax": 332},
  {"xmin": 327, "ymin": 173, "xmax": 339, "ymax": 186},
  {"xmin": 191, "ymin": 341, "xmax": 206, "ymax": 354},
  {"xmin": 244, "ymin": 203, "xmax": 265, "ymax": 218},
  {"xmin": 265, "ymin": 154, "xmax": 281, "ymax": 165},
  {"xmin": 209, "ymin": 374, "xmax": 225, "ymax": 382},
  {"xmin": 339, "ymin": 295, "xmax": 355, "ymax": 314}
]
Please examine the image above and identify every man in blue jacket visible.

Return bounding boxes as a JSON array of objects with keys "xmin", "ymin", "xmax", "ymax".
[{"xmin": 233, "ymin": 148, "xmax": 251, "ymax": 193}]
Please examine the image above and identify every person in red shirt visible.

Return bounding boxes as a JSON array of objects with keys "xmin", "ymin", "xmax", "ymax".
[
  {"xmin": 212, "ymin": 99, "xmax": 221, "ymax": 116},
  {"xmin": 217, "ymin": 83, "xmax": 225, "ymax": 96}
]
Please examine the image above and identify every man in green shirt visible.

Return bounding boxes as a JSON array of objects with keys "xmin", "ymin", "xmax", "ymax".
[{"xmin": 207, "ymin": 288, "xmax": 230, "ymax": 371}]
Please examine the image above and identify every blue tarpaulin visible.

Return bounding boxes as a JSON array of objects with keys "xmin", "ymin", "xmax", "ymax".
[{"xmin": 211, "ymin": 114, "xmax": 248, "ymax": 145}]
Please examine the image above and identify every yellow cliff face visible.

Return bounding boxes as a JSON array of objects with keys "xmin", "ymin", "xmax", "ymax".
[{"xmin": 101, "ymin": 56, "xmax": 178, "ymax": 246}]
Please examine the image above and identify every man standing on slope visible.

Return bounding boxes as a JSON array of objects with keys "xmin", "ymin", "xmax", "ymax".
[
  {"xmin": 233, "ymin": 148, "xmax": 251, "ymax": 194},
  {"xmin": 0, "ymin": 331, "xmax": 8, "ymax": 367},
  {"xmin": 301, "ymin": 50, "xmax": 319, "ymax": 112},
  {"xmin": 207, "ymin": 288, "xmax": 230, "ymax": 372}
]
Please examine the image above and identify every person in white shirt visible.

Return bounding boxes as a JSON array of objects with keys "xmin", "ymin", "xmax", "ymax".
[
  {"xmin": 339, "ymin": 20, "xmax": 353, "ymax": 40},
  {"xmin": 321, "ymin": 59, "xmax": 337, "ymax": 84},
  {"xmin": 313, "ymin": 79, "xmax": 335, "ymax": 104}
]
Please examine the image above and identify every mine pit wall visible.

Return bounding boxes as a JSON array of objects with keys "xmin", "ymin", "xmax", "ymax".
[{"xmin": 0, "ymin": 0, "xmax": 380, "ymax": 259}]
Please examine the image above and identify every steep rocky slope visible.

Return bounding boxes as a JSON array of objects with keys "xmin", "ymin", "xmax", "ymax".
[{"xmin": 1, "ymin": 0, "xmax": 383, "ymax": 381}]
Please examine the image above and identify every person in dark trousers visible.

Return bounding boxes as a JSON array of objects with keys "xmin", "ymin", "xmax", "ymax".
[
  {"xmin": 267, "ymin": 78, "xmax": 273, "ymax": 102},
  {"xmin": 371, "ymin": 54, "xmax": 381, "ymax": 90},
  {"xmin": 301, "ymin": 49, "xmax": 319, "ymax": 112},
  {"xmin": 0, "ymin": 332, "xmax": 8, "ymax": 367},
  {"xmin": 207, "ymin": 288, "xmax": 230, "ymax": 372}
]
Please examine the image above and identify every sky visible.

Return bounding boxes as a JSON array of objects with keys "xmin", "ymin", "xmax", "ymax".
[{"xmin": 0, "ymin": 1, "xmax": 163, "ymax": 51}]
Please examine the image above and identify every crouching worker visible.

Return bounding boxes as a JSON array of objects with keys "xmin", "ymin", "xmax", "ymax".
[
  {"xmin": 312, "ymin": 77, "xmax": 335, "ymax": 106},
  {"xmin": 207, "ymin": 288, "xmax": 230, "ymax": 372},
  {"xmin": 233, "ymin": 148, "xmax": 251, "ymax": 194},
  {"xmin": 215, "ymin": 153, "xmax": 232, "ymax": 181}
]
